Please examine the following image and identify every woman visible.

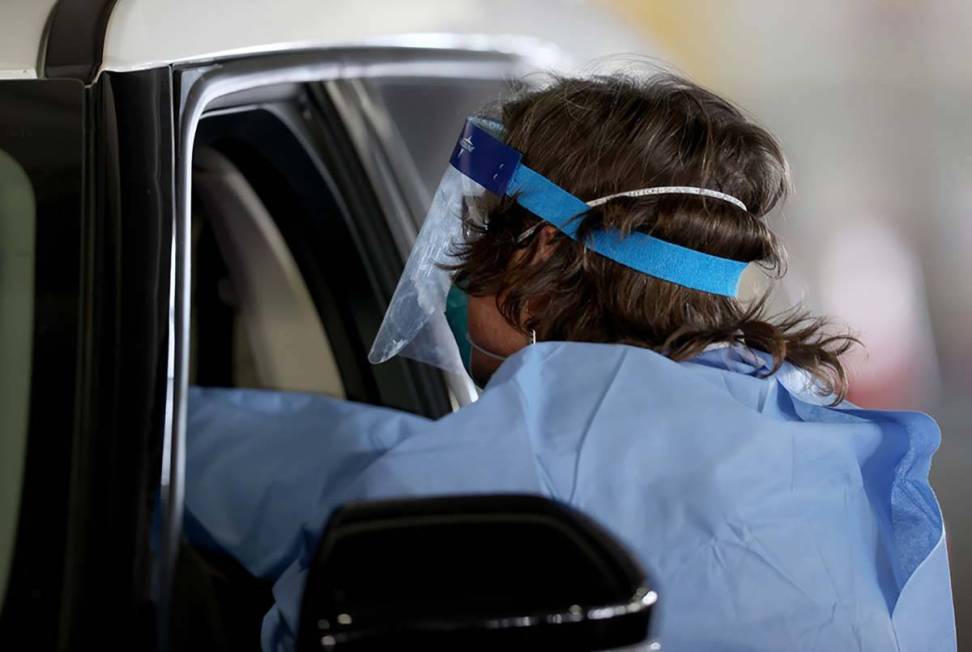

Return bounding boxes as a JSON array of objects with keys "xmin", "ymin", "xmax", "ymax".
[{"xmin": 185, "ymin": 73, "xmax": 955, "ymax": 651}]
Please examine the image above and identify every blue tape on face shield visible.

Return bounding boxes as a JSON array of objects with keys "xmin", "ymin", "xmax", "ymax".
[{"xmin": 368, "ymin": 116, "xmax": 752, "ymax": 377}]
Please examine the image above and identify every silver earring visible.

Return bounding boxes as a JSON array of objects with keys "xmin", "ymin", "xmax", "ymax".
[{"xmin": 529, "ymin": 329, "xmax": 537, "ymax": 345}]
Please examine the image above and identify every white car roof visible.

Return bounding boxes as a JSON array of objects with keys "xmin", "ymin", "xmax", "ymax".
[{"xmin": 0, "ymin": 0, "xmax": 656, "ymax": 80}]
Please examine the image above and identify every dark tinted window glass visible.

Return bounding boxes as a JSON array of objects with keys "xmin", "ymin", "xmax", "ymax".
[
  {"xmin": 0, "ymin": 147, "xmax": 35, "ymax": 609},
  {"xmin": 365, "ymin": 77, "xmax": 510, "ymax": 198}
]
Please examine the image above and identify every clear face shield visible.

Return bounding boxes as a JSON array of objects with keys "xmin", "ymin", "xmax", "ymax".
[
  {"xmin": 369, "ymin": 117, "xmax": 751, "ymax": 376},
  {"xmin": 368, "ymin": 118, "xmax": 510, "ymax": 376}
]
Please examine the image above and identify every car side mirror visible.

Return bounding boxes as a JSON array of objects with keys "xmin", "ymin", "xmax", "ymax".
[{"xmin": 297, "ymin": 494, "xmax": 656, "ymax": 651}]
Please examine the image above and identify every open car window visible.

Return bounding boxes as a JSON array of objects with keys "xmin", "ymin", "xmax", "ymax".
[
  {"xmin": 191, "ymin": 146, "xmax": 345, "ymax": 397},
  {"xmin": 188, "ymin": 99, "xmax": 451, "ymax": 414}
]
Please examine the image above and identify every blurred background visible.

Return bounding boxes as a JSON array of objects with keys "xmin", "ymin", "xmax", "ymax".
[{"xmin": 595, "ymin": 0, "xmax": 970, "ymax": 641}]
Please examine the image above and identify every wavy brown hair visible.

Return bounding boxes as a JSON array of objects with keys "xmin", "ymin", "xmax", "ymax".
[{"xmin": 451, "ymin": 73, "xmax": 858, "ymax": 402}]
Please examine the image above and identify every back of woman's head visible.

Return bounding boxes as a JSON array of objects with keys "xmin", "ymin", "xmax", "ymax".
[{"xmin": 452, "ymin": 72, "xmax": 856, "ymax": 401}]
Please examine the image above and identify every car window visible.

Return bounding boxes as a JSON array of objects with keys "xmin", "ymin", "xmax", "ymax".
[
  {"xmin": 189, "ymin": 102, "xmax": 451, "ymax": 416},
  {"xmin": 0, "ymin": 148, "xmax": 35, "ymax": 611},
  {"xmin": 363, "ymin": 77, "xmax": 511, "ymax": 203},
  {"xmin": 0, "ymin": 79, "xmax": 85, "ymax": 647},
  {"xmin": 191, "ymin": 145, "xmax": 345, "ymax": 397}
]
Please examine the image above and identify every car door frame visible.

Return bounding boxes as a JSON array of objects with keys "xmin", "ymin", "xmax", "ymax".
[{"xmin": 163, "ymin": 44, "xmax": 534, "ymax": 645}]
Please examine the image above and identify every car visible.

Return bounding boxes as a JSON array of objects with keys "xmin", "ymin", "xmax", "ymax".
[{"xmin": 0, "ymin": 1, "xmax": 657, "ymax": 649}]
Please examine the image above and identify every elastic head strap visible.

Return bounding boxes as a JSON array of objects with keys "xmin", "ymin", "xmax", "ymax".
[{"xmin": 587, "ymin": 186, "xmax": 747, "ymax": 212}]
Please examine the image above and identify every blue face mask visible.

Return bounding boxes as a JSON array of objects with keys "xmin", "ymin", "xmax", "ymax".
[{"xmin": 444, "ymin": 284, "xmax": 473, "ymax": 375}]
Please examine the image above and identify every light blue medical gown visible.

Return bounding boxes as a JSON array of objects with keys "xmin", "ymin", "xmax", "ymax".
[{"xmin": 184, "ymin": 342, "xmax": 956, "ymax": 652}]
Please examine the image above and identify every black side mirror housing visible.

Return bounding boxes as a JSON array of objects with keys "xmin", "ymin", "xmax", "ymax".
[{"xmin": 297, "ymin": 494, "xmax": 656, "ymax": 651}]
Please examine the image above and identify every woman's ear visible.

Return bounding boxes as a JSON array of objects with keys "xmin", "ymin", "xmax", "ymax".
[
  {"xmin": 519, "ymin": 225, "xmax": 559, "ymax": 327},
  {"xmin": 532, "ymin": 225, "xmax": 560, "ymax": 264}
]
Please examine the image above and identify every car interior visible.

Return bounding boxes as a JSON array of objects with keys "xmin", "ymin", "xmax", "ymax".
[
  {"xmin": 187, "ymin": 99, "xmax": 444, "ymax": 413},
  {"xmin": 191, "ymin": 146, "xmax": 345, "ymax": 397}
]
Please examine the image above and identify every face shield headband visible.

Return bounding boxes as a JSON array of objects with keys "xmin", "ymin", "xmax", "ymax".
[{"xmin": 452, "ymin": 117, "xmax": 749, "ymax": 297}]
